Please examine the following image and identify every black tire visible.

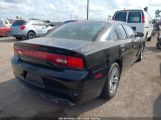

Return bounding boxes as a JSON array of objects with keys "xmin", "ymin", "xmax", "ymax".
[
  {"xmin": 16, "ymin": 37, "xmax": 23, "ymax": 40},
  {"xmin": 101, "ymin": 63, "xmax": 120, "ymax": 100},
  {"xmin": 137, "ymin": 46, "xmax": 144, "ymax": 62},
  {"xmin": 5, "ymin": 32, "xmax": 10, "ymax": 37},
  {"xmin": 147, "ymin": 36, "xmax": 151, "ymax": 41},
  {"xmin": 156, "ymin": 42, "xmax": 161, "ymax": 49},
  {"xmin": 27, "ymin": 31, "xmax": 36, "ymax": 39},
  {"xmin": 145, "ymin": 32, "xmax": 148, "ymax": 41}
]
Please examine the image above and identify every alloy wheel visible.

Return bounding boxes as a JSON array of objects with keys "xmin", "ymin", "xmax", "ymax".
[{"xmin": 109, "ymin": 66, "xmax": 119, "ymax": 95}]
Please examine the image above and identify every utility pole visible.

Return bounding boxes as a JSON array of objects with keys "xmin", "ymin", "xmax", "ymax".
[{"xmin": 87, "ymin": 0, "xmax": 89, "ymax": 20}]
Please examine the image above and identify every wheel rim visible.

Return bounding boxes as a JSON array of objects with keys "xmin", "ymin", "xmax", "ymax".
[
  {"xmin": 109, "ymin": 66, "xmax": 119, "ymax": 95},
  {"xmin": 140, "ymin": 47, "xmax": 144, "ymax": 59},
  {"xmin": 29, "ymin": 33, "xmax": 35, "ymax": 39},
  {"xmin": 140, "ymin": 51, "xmax": 143, "ymax": 59}
]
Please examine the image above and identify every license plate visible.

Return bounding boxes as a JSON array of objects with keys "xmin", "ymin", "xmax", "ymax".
[{"xmin": 26, "ymin": 73, "xmax": 44, "ymax": 88}]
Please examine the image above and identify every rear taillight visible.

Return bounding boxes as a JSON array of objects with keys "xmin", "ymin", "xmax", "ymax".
[
  {"xmin": 14, "ymin": 47, "xmax": 84, "ymax": 70},
  {"xmin": 20, "ymin": 25, "xmax": 25, "ymax": 30},
  {"xmin": 67, "ymin": 56, "xmax": 84, "ymax": 69},
  {"xmin": 14, "ymin": 47, "xmax": 19, "ymax": 56},
  {"xmin": 142, "ymin": 16, "xmax": 145, "ymax": 23}
]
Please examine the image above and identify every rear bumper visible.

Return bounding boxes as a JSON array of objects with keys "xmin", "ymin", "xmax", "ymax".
[
  {"xmin": 0, "ymin": 30, "xmax": 10, "ymax": 36},
  {"xmin": 11, "ymin": 31, "xmax": 27, "ymax": 38},
  {"xmin": 11, "ymin": 57, "xmax": 106, "ymax": 104}
]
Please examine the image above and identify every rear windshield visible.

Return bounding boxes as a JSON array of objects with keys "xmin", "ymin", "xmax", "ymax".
[
  {"xmin": 47, "ymin": 22, "xmax": 109, "ymax": 41},
  {"xmin": 12, "ymin": 20, "xmax": 26, "ymax": 26},
  {"xmin": 128, "ymin": 12, "xmax": 141, "ymax": 23},
  {"xmin": 114, "ymin": 12, "xmax": 127, "ymax": 22}
]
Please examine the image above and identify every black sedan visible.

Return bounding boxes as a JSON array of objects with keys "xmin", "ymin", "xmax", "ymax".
[{"xmin": 11, "ymin": 21, "xmax": 144, "ymax": 105}]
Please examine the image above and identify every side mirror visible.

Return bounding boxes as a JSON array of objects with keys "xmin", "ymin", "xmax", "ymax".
[{"xmin": 136, "ymin": 32, "xmax": 144, "ymax": 37}]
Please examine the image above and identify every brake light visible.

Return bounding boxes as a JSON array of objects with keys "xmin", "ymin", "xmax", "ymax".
[
  {"xmin": 14, "ymin": 47, "xmax": 84, "ymax": 70},
  {"xmin": 14, "ymin": 47, "xmax": 19, "ymax": 55},
  {"xmin": 142, "ymin": 16, "xmax": 145, "ymax": 23},
  {"xmin": 68, "ymin": 56, "xmax": 84, "ymax": 69},
  {"xmin": 20, "ymin": 25, "xmax": 25, "ymax": 30}
]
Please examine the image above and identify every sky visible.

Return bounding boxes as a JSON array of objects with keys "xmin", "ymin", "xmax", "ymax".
[{"xmin": 0, "ymin": 0, "xmax": 161, "ymax": 21}]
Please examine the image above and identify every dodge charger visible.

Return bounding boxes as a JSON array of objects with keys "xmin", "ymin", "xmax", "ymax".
[{"xmin": 11, "ymin": 21, "xmax": 144, "ymax": 105}]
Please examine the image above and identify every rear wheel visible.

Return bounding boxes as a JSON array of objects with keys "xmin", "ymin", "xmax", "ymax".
[
  {"xmin": 147, "ymin": 36, "xmax": 151, "ymax": 41},
  {"xmin": 145, "ymin": 32, "xmax": 148, "ymax": 41},
  {"xmin": 101, "ymin": 63, "xmax": 120, "ymax": 100},
  {"xmin": 27, "ymin": 31, "xmax": 36, "ymax": 39},
  {"xmin": 5, "ymin": 32, "xmax": 10, "ymax": 37}
]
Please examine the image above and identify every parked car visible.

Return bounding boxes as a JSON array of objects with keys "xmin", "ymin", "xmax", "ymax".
[
  {"xmin": 112, "ymin": 9, "xmax": 153, "ymax": 41},
  {"xmin": 0, "ymin": 18, "xmax": 10, "ymax": 27},
  {"xmin": 11, "ymin": 20, "xmax": 48, "ymax": 40},
  {"xmin": 11, "ymin": 21, "xmax": 144, "ymax": 105},
  {"xmin": 0, "ymin": 18, "xmax": 11, "ymax": 37}
]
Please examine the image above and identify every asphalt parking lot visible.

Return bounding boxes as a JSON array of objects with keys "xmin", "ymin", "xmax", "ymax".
[{"xmin": 0, "ymin": 36, "xmax": 161, "ymax": 119}]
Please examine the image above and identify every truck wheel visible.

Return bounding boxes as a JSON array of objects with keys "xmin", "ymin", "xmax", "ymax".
[
  {"xmin": 27, "ymin": 31, "xmax": 36, "ymax": 39},
  {"xmin": 147, "ymin": 36, "xmax": 151, "ymax": 41},
  {"xmin": 101, "ymin": 63, "xmax": 120, "ymax": 100}
]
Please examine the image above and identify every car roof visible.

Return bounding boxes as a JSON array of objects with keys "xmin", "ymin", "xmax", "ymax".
[
  {"xmin": 72, "ymin": 20, "xmax": 127, "ymax": 26},
  {"xmin": 115, "ymin": 9, "xmax": 143, "ymax": 12}
]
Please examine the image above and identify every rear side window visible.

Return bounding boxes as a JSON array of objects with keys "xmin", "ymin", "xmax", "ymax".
[
  {"xmin": 114, "ymin": 12, "xmax": 127, "ymax": 22},
  {"xmin": 0, "ymin": 20, "xmax": 3, "ymax": 26},
  {"xmin": 115, "ymin": 25, "xmax": 127, "ymax": 40},
  {"xmin": 4, "ymin": 20, "xmax": 8, "ymax": 24},
  {"xmin": 123, "ymin": 25, "xmax": 135, "ymax": 38},
  {"xmin": 128, "ymin": 12, "xmax": 141, "ymax": 23},
  {"xmin": 107, "ymin": 30, "xmax": 118, "ymax": 40},
  {"xmin": 12, "ymin": 20, "xmax": 26, "ymax": 26},
  {"xmin": 32, "ymin": 21, "xmax": 47, "ymax": 26}
]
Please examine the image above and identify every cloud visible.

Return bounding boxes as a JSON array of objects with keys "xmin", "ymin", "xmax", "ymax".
[
  {"xmin": 3, "ymin": 0, "xmax": 23, "ymax": 4},
  {"xmin": 0, "ymin": 0, "xmax": 160, "ymax": 21}
]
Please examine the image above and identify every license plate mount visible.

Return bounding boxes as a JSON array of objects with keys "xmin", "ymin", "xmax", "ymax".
[{"xmin": 26, "ymin": 73, "xmax": 45, "ymax": 88}]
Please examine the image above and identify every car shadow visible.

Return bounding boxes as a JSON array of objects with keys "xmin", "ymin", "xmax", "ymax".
[
  {"xmin": 153, "ymin": 94, "xmax": 161, "ymax": 120},
  {"xmin": 0, "ymin": 37, "xmax": 17, "ymax": 43},
  {"xmin": 0, "ymin": 78, "xmax": 106, "ymax": 118},
  {"xmin": 144, "ymin": 46, "xmax": 161, "ymax": 55}
]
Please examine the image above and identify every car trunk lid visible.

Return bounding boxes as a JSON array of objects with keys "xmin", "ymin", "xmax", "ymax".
[
  {"xmin": 14, "ymin": 37, "xmax": 90, "ymax": 70},
  {"xmin": 22, "ymin": 37, "xmax": 92, "ymax": 50}
]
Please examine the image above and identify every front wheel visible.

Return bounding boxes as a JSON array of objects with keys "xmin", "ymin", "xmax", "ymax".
[
  {"xmin": 137, "ymin": 46, "xmax": 144, "ymax": 62},
  {"xmin": 101, "ymin": 63, "xmax": 120, "ymax": 100}
]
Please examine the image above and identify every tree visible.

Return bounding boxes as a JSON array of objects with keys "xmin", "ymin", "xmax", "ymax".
[{"xmin": 155, "ymin": 10, "xmax": 161, "ymax": 20}]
